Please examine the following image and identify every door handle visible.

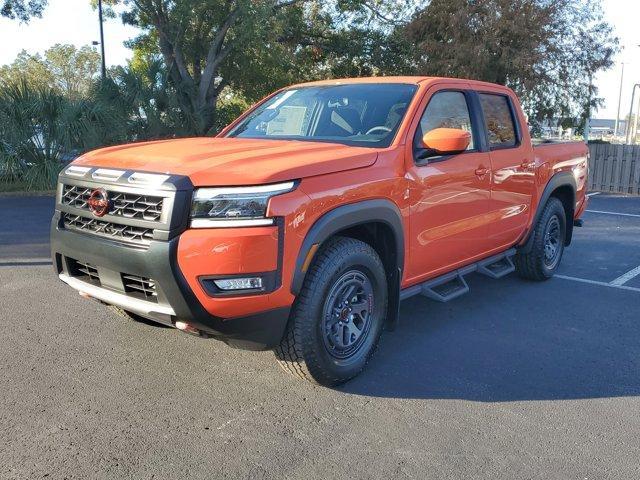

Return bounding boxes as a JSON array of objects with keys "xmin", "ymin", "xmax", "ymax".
[{"xmin": 475, "ymin": 167, "xmax": 489, "ymax": 177}]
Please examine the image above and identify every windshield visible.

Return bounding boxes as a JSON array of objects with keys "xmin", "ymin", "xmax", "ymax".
[{"xmin": 226, "ymin": 83, "xmax": 418, "ymax": 148}]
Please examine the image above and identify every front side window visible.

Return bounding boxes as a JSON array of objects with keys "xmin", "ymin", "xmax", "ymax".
[
  {"xmin": 414, "ymin": 91, "xmax": 475, "ymax": 150},
  {"xmin": 479, "ymin": 94, "xmax": 517, "ymax": 148},
  {"xmin": 226, "ymin": 83, "xmax": 418, "ymax": 148}
]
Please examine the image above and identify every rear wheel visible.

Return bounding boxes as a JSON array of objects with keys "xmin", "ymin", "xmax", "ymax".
[
  {"xmin": 275, "ymin": 237, "xmax": 387, "ymax": 386},
  {"xmin": 515, "ymin": 197, "xmax": 566, "ymax": 281}
]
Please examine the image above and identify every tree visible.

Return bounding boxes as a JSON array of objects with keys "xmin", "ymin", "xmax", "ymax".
[
  {"xmin": 95, "ymin": 60, "xmax": 187, "ymax": 140},
  {"xmin": 1, "ymin": 0, "xmax": 47, "ymax": 21},
  {"xmin": 0, "ymin": 44, "xmax": 101, "ymax": 98},
  {"xmin": 398, "ymin": 0, "xmax": 618, "ymax": 129},
  {"xmin": 0, "ymin": 50, "xmax": 53, "ymax": 90},
  {"xmin": 96, "ymin": 0, "xmax": 403, "ymax": 135},
  {"xmin": 92, "ymin": 1, "xmax": 297, "ymax": 134},
  {"xmin": 44, "ymin": 44, "xmax": 102, "ymax": 98},
  {"xmin": 0, "ymin": 82, "xmax": 124, "ymax": 189}
]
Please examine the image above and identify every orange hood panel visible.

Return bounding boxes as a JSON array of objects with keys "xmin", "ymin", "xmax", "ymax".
[{"xmin": 73, "ymin": 137, "xmax": 378, "ymax": 186}]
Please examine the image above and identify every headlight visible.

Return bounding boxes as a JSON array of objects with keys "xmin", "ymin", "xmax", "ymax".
[{"xmin": 190, "ymin": 181, "xmax": 296, "ymax": 228}]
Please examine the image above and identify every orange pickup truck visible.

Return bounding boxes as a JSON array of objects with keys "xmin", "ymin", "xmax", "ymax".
[{"xmin": 51, "ymin": 77, "xmax": 588, "ymax": 385}]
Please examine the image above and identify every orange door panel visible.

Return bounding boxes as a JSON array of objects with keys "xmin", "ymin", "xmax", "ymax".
[
  {"xmin": 476, "ymin": 89, "xmax": 536, "ymax": 246},
  {"xmin": 403, "ymin": 83, "xmax": 494, "ymax": 283},
  {"xmin": 487, "ymin": 146, "xmax": 536, "ymax": 245},
  {"xmin": 406, "ymin": 153, "xmax": 492, "ymax": 281}
]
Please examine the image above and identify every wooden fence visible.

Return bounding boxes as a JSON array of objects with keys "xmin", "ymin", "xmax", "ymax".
[{"xmin": 588, "ymin": 144, "xmax": 640, "ymax": 195}]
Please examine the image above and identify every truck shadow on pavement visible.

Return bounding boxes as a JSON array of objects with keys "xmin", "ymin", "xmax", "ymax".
[{"xmin": 341, "ymin": 274, "xmax": 640, "ymax": 401}]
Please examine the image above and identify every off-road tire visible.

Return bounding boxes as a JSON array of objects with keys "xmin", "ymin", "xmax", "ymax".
[
  {"xmin": 275, "ymin": 236, "xmax": 388, "ymax": 386},
  {"xmin": 515, "ymin": 197, "xmax": 566, "ymax": 281}
]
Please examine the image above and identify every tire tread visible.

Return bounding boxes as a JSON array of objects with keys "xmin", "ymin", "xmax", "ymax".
[
  {"xmin": 275, "ymin": 236, "xmax": 386, "ymax": 385},
  {"xmin": 515, "ymin": 197, "xmax": 566, "ymax": 281}
]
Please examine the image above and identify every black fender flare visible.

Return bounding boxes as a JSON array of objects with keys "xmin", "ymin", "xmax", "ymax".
[
  {"xmin": 291, "ymin": 199, "xmax": 405, "ymax": 295},
  {"xmin": 519, "ymin": 171, "xmax": 576, "ymax": 254},
  {"xmin": 290, "ymin": 199, "xmax": 405, "ymax": 330}
]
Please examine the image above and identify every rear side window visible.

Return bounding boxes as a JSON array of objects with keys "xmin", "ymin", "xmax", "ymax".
[
  {"xmin": 479, "ymin": 94, "xmax": 517, "ymax": 148},
  {"xmin": 415, "ymin": 91, "xmax": 475, "ymax": 150}
]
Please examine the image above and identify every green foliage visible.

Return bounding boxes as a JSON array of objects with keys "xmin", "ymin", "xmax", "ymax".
[
  {"xmin": 399, "ymin": 0, "xmax": 618, "ymax": 130},
  {"xmin": 96, "ymin": 61, "xmax": 186, "ymax": 140},
  {"xmin": 213, "ymin": 91, "xmax": 250, "ymax": 133},
  {"xmin": 0, "ymin": 82, "xmax": 123, "ymax": 190},
  {"xmin": 99, "ymin": 0, "xmax": 401, "ymax": 134},
  {"xmin": 1, "ymin": 0, "xmax": 47, "ymax": 21},
  {"xmin": 0, "ymin": 51, "xmax": 53, "ymax": 90},
  {"xmin": 0, "ymin": 44, "xmax": 101, "ymax": 98}
]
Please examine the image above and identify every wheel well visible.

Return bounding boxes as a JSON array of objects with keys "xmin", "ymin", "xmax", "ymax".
[
  {"xmin": 334, "ymin": 222, "xmax": 398, "ymax": 280},
  {"xmin": 328, "ymin": 222, "xmax": 401, "ymax": 329},
  {"xmin": 549, "ymin": 185, "xmax": 575, "ymax": 246}
]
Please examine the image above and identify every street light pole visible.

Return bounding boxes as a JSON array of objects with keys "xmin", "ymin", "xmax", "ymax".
[
  {"xmin": 614, "ymin": 62, "xmax": 625, "ymax": 137},
  {"xmin": 625, "ymin": 83, "xmax": 640, "ymax": 145},
  {"xmin": 98, "ymin": 0, "xmax": 106, "ymax": 79},
  {"xmin": 633, "ymin": 94, "xmax": 640, "ymax": 145}
]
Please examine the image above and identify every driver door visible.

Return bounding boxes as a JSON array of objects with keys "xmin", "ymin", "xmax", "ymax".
[{"xmin": 405, "ymin": 87, "xmax": 494, "ymax": 283}]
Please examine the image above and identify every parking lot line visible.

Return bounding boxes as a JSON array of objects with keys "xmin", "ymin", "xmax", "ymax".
[
  {"xmin": 585, "ymin": 209, "xmax": 640, "ymax": 218},
  {"xmin": 611, "ymin": 265, "xmax": 640, "ymax": 286},
  {"xmin": 586, "ymin": 192, "xmax": 601, "ymax": 197},
  {"xmin": 556, "ymin": 274, "xmax": 640, "ymax": 293},
  {"xmin": 0, "ymin": 259, "xmax": 52, "ymax": 267}
]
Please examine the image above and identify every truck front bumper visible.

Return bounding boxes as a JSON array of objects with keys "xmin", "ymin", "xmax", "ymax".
[{"xmin": 50, "ymin": 212, "xmax": 290, "ymax": 350}]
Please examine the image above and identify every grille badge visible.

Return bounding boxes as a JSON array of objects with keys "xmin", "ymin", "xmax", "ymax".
[{"xmin": 87, "ymin": 188, "xmax": 110, "ymax": 217}]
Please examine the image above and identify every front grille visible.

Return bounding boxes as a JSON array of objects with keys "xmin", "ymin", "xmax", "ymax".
[
  {"xmin": 62, "ymin": 185, "xmax": 164, "ymax": 222},
  {"xmin": 68, "ymin": 258, "xmax": 100, "ymax": 285},
  {"xmin": 122, "ymin": 273, "xmax": 157, "ymax": 302},
  {"xmin": 62, "ymin": 213, "xmax": 154, "ymax": 246}
]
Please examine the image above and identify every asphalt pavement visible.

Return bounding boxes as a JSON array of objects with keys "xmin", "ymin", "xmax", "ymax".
[{"xmin": 1, "ymin": 193, "xmax": 639, "ymax": 479}]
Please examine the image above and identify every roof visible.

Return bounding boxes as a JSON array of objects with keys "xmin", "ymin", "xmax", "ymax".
[
  {"xmin": 288, "ymin": 76, "xmax": 511, "ymax": 92},
  {"xmin": 289, "ymin": 76, "xmax": 436, "ymax": 88}
]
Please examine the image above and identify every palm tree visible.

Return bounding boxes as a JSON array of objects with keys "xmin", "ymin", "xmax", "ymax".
[{"xmin": 0, "ymin": 81, "xmax": 124, "ymax": 189}]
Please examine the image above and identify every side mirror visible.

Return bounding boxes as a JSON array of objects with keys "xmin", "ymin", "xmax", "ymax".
[{"xmin": 420, "ymin": 128, "xmax": 471, "ymax": 157}]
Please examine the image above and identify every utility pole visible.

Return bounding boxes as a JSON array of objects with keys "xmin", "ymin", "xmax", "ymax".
[
  {"xmin": 633, "ymin": 94, "xmax": 640, "ymax": 145},
  {"xmin": 98, "ymin": 0, "xmax": 106, "ymax": 79},
  {"xmin": 614, "ymin": 62, "xmax": 625, "ymax": 138},
  {"xmin": 625, "ymin": 84, "xmax": 640, "ymax": 145}
]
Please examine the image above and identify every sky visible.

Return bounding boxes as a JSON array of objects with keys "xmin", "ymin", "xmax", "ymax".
[{"xmin": 0, "ymin": 0, "xmax": 639, "ymax": 120}]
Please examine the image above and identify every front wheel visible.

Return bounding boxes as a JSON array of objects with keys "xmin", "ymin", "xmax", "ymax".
[
  {"xmin": 515, "ymin": 197, "xmax": 567, "ymax": 281},
  {"xmin": 275, "ymin": 237, "xmax": 388, "ymax": 386}
]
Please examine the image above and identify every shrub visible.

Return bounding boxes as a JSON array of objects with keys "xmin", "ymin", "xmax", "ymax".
[{"xmin": 0, "ymin": 81, "xmax": 125, "ymax": 190}]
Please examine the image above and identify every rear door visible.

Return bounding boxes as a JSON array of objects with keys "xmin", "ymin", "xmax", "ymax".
[
  {"xmin": 476, "ymin": 90, "xmax": 536, "ymax": 246},
  {"xmin": 404, "ymin": 84, "xmax": 494, "ymax": 283}
]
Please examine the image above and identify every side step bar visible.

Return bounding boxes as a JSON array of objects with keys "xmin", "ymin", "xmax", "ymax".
[{"xmin": 400, "ymin": 248, "xmax": 516, "ymax": 303}]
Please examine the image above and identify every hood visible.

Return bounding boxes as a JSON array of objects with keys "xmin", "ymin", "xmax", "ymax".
[{"xmin": 73, "ymin": 137, "xmax": 378, "ymax": 186}]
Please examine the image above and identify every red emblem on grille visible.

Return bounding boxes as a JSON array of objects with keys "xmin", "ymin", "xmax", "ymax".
[{"xmin": 87, "ymin": 188, "xmax": 110, "ymax": 217}]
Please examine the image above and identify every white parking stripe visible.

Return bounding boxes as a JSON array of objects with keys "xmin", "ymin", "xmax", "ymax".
[
  {"xmin": 0, "ymin": 258, "xmax": 52, "ymax": 267},
  {"xmin": 0, "ymin": 258, "xmax": 51, "ymax": 264},
  {"xmin": 585, "ymin": 210, "xmax": 640, "ymax": 218},
  {"xmin": 556, "ymin": 275, "xmax": 640, "ymax": 293},
  {"xmin": 586, "ymin": 192, "xmax": 601, "ymax": 197},
  {"xmin": 611, "ymin": 265, "xmax": 640, "ymax": 286}
]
